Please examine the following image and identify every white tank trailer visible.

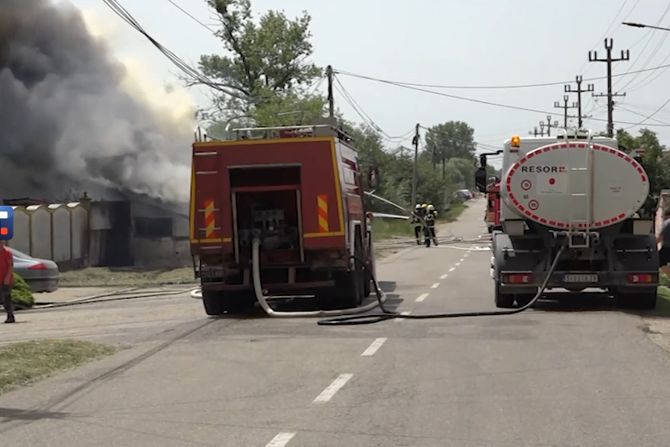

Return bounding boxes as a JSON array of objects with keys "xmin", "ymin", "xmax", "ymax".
[{"xmin": 475, "ymin": 130, "xmax": 658, "ymax": 310}]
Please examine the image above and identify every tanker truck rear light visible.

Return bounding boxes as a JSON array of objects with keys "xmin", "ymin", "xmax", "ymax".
[
  {"xmin": 503, "ymin": 273, "xmax": 534, "ymax": 284},
  {"xmin": 627, "ymin": 274, "xmax": 655, "ymax": 284},
  {"xmin": 511, "ymin": 135, "xmax": 521, "ymax": 148}
]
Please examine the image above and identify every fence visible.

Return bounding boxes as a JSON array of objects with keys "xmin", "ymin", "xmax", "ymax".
[{"xmin": 8, "ymin": 202, "xmax": 89, "ymax": 268}]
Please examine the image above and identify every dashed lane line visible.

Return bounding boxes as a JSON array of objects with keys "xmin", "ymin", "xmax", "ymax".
[
  {"xmin": 430, "ymin": 283, "xmax": 440, "ymax": 289},
  {"xmin": 361, "ymin": 337, "xmax": 387, "ymax": 357},
  {"xmin": 440, "ymin": 274, "xmax": 448, "ymax": 279},
  {"xmin": 415, "ymin": 293, "xmax": 429, "ymax": 303},
  {"xmin": 313, "ymin": 374, "xmax": 353, "ymax": 404},
  {"xmin": 395, "ymin": 311, "xmax": 411, "ymax": 322},
  {"xmin": 449, "ymin": 267, "xmax": 456, "ymax": 272},
  {"xmin": 266, "ymin": 432, "xmax": 296, "ymax": 447}
]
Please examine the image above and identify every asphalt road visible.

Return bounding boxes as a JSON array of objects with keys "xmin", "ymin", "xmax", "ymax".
[{"xmin": 2, "ymin": 199, "xmax": 670, "ymax": 446}]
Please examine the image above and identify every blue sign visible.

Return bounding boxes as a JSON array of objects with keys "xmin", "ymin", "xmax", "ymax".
[{"xmin": 0, "ymin": 206, "xmax": 14, "ymax": 240}]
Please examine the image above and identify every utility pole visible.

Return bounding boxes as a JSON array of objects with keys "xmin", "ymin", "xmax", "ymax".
[
  {"xmin": 411, "ymin": 123, "xmax": 420, "ymax": 206},
  {"xmin": 326, "ymin": 65, "xmax": 334, "ymax": 118},
  {"xmin": 564, "ymin": 75, "xmax": 594, "ymax": 129},
  {"xmin": 589, "ymin": 38, "xmax": 629, "ymax": 137},
  {"xmin": 554, "ymin": 95, "xmax": 578, "ymax": 129},
  {"xmin": 540, "ymin": 115, "xmax": 559, "ymax": 137},
  {"xmin": 539, "ymin": 121, "xmax": 546, "ymax": 137}
]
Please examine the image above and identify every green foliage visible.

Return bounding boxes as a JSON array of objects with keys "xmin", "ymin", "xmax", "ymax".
[
  {"xmin": 617, "ymin": 128, "xmax": 669, "ymax": 217},
  {"xmin": 200, "ymin": 0, "xmax": 322, "ymax": 126},
  {"xmin": 11, "ymin": 273, "xmax": 33, "ymax": 309},
  {"xmin": 425, "ymin": 121, "xmax": 476, "ymax": 176}
]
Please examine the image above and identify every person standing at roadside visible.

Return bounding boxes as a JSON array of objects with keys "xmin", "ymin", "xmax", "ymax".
[
  {"xmin": 0, "ymin": 241, "xmax": 15, "ymax": 323},
  {"xmin": 657, "ymin": 209, "xmax": 670, "ymax": 277}
]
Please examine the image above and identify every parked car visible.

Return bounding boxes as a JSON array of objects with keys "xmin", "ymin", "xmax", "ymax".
[
  {"xmin": 8, "ymin": 248, "xmax": 60, "ymax": 292},
  {"xmin": 456, "ymin": 189, "xmax": 473, "ymax": 201}
]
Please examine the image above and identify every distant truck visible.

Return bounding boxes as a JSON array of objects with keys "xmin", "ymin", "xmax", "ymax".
[
  {"xmin": 485, "ymin": 180, "xmax": 501, "ymax": 234},
  {"xmin": 189, "ymin": 123, "xmax": 375, "ymax": 315},
  {"xmin": 475, "ymin": 131, "xmax": 658, "ymax": 309}
]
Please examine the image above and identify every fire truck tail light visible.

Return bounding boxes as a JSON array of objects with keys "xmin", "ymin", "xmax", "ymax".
[
  {"xmin": 627, "ymin": 273, "xmax": 655, "ymax": 284},
  {"xmin": 503, "ymin": 273, "xmax": 533, "ymax": 284}
]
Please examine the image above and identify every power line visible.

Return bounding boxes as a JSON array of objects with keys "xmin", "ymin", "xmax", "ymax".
[
  {"xmin": 335, "ymin": 62, "xmax": 670, "ymax": 91},
  {"xmin": 343, "ymin": 68, "xmax": 670, "ymax": 128},
  {"xmin": 333, "ymin": 75, "xmax": 414, "ymax": 141},
  {"xmin": 165, "ymin": 0, "xmax": 217, "ymax": 35},
  {"xmin": 616, "ymin": 104, "xmax": 670, "ymax": 126}
]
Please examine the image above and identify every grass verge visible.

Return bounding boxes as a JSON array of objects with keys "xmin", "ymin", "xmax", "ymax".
[
  {"xmin": 656, "ymin": 286, "xmax": 670, "ymax": 316},
  {"xmin": 440, "ymin": 202, "xmax": 467, "ymax": 223},
  {"xmin": 372, "ymin": 218, "xmax": 412, "ymax": 241},
  {"xmin": 59, "ymin": 267, "xmax": 196, "ymax": 287},
  {"xmin": 0, "ymin": 339, "xmax": 116, "ymax": 395}
]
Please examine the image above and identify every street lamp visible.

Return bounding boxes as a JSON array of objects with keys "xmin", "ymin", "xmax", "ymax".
[{"xmin": 622, "ymin": 21, "xmax": 670, "ymax": 32}]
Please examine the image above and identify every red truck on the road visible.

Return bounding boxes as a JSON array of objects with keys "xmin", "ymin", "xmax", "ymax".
[
  {"xmin": 485, "ymin": 180, "xmax": 501, "ymax": 233},
  {"xmin": 189, "ymin": 123, "xmax": 375, "ymax": 315}
]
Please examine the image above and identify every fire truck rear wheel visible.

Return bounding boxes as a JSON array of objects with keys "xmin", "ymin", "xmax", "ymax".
[
  {"xmin": 202, "ymin": 290, "xmax": 254, "ymax": 315},
  {"xmin": 494, "ymin": 282, "xmax": 515, "ymax": 308}
]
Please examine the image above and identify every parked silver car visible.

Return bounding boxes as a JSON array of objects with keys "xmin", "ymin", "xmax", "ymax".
[{"xmin": 9, "ymin": 248, "xmax": 60, "ymax": 292}]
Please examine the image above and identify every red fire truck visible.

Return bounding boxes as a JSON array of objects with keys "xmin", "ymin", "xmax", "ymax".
[
  {"xmin": 485, "ymin": 180, "xmax": 501, "ymax": 233},
  {"xmin": 189, "ymin": 122, "xmax": 375, "ymax": 315}
]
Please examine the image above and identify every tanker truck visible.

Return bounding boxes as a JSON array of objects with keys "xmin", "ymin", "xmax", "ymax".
[{"xmin": 475, "ymin": 130, "xmax": 658, "ymax": 309}]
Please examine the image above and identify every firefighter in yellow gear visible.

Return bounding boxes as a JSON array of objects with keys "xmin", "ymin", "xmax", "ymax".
[
  {"xmin": 424, "ymin": 204, "xmax": 438, "ymax": 247},
  {"xmin": 410, "ymin": 204, "xmax": 424, "ymax": 245}
]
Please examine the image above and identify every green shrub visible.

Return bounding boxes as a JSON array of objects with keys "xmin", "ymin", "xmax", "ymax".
[
  {"xmin": 661, "ymin": 271, "xmax": 670, "ymax": 288},
  {"xmin": 11, "ymin": 273, "xmax": 34, "ymax": 309}
]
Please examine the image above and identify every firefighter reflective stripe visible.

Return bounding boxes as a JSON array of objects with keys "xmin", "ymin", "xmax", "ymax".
[
  {"xmin": 204, "ymin": 199, "xmax": 216, "ymax": 238},
  {"xmin": 317, "ymin": 195, "xmax": 329, "ymax": 232}
]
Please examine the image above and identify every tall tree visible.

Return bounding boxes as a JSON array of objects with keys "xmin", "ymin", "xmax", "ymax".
[
  {"xmin": 199, "ymin": 0, "xmax": 324, "ymax": 125},
  {"xmin": 425, "ymin": 121, "xmax": 476, "ymax": 178}
]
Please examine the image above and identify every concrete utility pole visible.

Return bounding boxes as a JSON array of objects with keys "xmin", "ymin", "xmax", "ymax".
[
  {"xmin": 564, "ymin": 75, "xmax": 594, "ymax": 129},
  {"xmin": 554, "ymin": 95, "xmax": 578, "ymax": 129},
  {"xmin": 589, "ymin": 38, "xmax": 629, "ymax": 137},
  {"xmin": 411, "ymin": 123, "xmax": 420, "ymax": 206},
  {"xmin": 540, "ymin": 115, "xmax": 559, "ymax": 137},
  {"xmin": 326, "ymin": 65, "xmax": 334, "ymax": 118}
]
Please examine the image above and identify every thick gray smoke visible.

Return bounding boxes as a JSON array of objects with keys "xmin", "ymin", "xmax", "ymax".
[{"xmin": 0, "ymin": 0, "xmax": 192, "ymax": 202}]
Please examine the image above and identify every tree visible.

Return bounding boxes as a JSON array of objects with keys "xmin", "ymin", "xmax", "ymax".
[
  {"xmin": 199, "ymin": 0, "xmax": 323, "ymax": 125},
  {"xmin": 424, "ymin": 121, "xmax": 476, "ymax": 178},
  {"xmin": 616, "ymin": 128, "xmax": 668, "ymax": 217}
]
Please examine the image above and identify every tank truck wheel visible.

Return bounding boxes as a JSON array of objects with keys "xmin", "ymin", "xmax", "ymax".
[
  {"xmin": 494, "ymin": 282, "xmax": 515, "ymax": 308},
  {"xmin": 515, "ymin": 293, "xmax": 537, "ymax": 308},
  {"xmin": 615, "ymin": 288, "xmax": 657, "ymax": 310}
]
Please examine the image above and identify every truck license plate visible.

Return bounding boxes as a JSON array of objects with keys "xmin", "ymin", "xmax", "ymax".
[{"xmin": 563, "ymin": 274, "xmax": 598, "ymax": 283}]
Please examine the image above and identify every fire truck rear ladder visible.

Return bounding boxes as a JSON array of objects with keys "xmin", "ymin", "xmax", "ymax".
[{"xmin": 566, "ymin": 128, "xmax": 594, "ymax": 248}]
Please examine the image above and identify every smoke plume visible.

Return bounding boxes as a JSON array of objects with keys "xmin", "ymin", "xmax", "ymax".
[{"xmin": 0, "ymin": 0, "xmax": 193, "ymax": 202}]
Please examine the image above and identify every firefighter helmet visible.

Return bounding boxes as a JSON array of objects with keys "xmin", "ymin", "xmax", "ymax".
[{"xmin": 427, "ymin": 204, "xmax": 435, "ymax": 211}]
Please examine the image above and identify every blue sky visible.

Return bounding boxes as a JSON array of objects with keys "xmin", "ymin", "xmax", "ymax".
[{"xmin": 69, "ymin": 0, "xmax": 670, "ymax": 157}]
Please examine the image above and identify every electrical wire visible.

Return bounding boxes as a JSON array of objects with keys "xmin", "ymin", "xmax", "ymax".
[
  {"xmin": 333, "ymin": 75, "xmax": 415, "ymax": 142},
  {"xmin": 334, "ymin": 61, "xmax": 670, "ymax": 91},
  {"xmin": 616, "ymin": 104, "xmax": 670, "ymax": 126},
  {"xmin": 101, "ymin": 0, "xmax": 244, "ymax": 98},
  {"xmin": 164, "ymin": 0, "xmax": 217, "ymax": 35}
]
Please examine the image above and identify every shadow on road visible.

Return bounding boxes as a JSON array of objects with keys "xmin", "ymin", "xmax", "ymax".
[{"xmin": 0, "ymin": 407, "xmax": 69, "ymax": 422}]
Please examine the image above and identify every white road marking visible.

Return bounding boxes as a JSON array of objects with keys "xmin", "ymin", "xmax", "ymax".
[
  {"xmin": 455, "ymin": 262, "xmax": 461, "ymax": 267},
  {"xmin": 464, "ymin": 252, "xmax": 470, "ymax": 258},
  {"xmin": 313, "ymin": 373, "xmax": 353, "ymax": 403},
  {"xmin": 430, "ymin": 283, "xmax": 440, "ymax": 289},
  {"xmin": 459, "ymin": 258, "xmax": 465, "ymax": 262},
  {"xmin": 395, "ymin": 311, "xmax": 411, "ymax": 322},
  {"xmin": 449, "ymin": 267, "xmax": 456, "ymax": 272},
  {"xmin": 361, "ymin": 337, "xmax": 387, "ymax": 357},
  {"xmin": 440, "ymin": 274, "xmax": 448, "ymax": 279},
  {"xmin": 416, "ymin": 293, "xmax": 429, "ymax": 302},
  {"xmin": 266, "ymin": 432, "xmax": 296, "ymax": 447}
]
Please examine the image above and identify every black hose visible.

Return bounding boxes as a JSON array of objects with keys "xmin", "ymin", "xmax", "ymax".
[{"xmin": 317, "ymin": 244, "xmax": 566, "ymax": 326}]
